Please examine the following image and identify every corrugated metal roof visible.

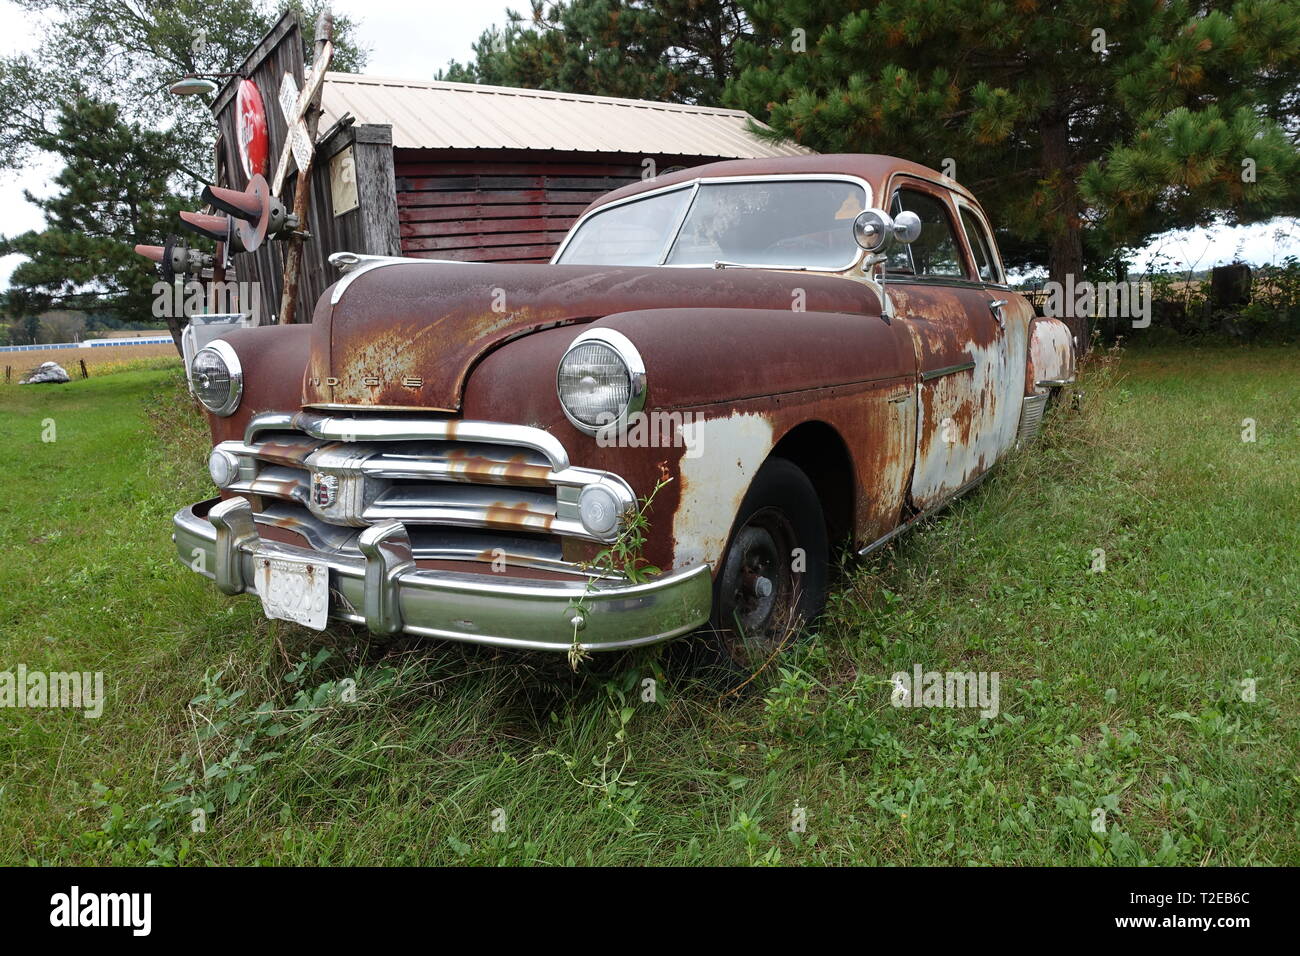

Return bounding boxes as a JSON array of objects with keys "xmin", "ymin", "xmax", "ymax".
[{"xmin": 319, "ymin": 73, "xmax": 810, "ymax": 158}]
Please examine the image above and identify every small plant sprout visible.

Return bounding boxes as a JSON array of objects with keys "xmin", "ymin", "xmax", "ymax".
[{"xmin": 566, "ymin": 471, "xmax": 673, "ymax": 671}]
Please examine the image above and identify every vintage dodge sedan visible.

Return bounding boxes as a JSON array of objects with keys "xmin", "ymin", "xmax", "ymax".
[{"xmin": 175, "ymin": 154, "xmax": 1075, "ymax": 664}]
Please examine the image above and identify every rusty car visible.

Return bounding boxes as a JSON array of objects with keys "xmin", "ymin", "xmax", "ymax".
[{"xmin": 174, "ymin": 154, "xmax": 1077, "ymax": 665}]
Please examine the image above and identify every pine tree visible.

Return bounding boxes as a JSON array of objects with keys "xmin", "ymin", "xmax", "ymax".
[
  {"xmin": 727, "ymin": 0, "xmax": 1300, "ymax": 344},
  {"xmin": 0, "ymin": 95, "xmax": 191, "ymax": 336},
  {"xmin": 439, "ymin": 0, "xmax": 747, "ymax": 106}
]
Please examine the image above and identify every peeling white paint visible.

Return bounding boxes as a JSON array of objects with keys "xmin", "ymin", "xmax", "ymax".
[
  {"xmin": 1029, "ymin": 318, "xmax": 1076, "ymax": 392},
  {"xmin": 911, "ymin": 308, "xmax": 1028, "ymax": 508},
  {"xmin": 671, "ymin": 412, "xmax": 774, "ymax": 569}
]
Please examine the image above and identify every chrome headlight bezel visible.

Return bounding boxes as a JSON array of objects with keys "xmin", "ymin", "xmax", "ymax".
[
  {"xmin": 191, "ymin": 339, "xmax": 243, "ymax": 417},
  {"xmin": 555, "ymin": 328, "xmax": 647, "ymax": 436}
]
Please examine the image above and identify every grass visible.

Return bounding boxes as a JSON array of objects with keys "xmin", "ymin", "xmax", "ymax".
[{"xmin": 0, "ymin": 343, "xmax": 1296, "ymax": 866}]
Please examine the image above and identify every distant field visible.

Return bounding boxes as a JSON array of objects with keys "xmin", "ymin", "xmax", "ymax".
[{"xmin": 2, "ymin": 342, "xmax": 180, "ymax": 378}]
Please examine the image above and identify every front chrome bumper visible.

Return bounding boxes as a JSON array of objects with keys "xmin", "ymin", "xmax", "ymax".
[{"xmin": 173, "ymin": 497, "xmax": 712, "ymax": 653}]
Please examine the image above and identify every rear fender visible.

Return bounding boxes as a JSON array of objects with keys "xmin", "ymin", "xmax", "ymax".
[{"xmin": 1026, "ymin": 317, "xmax": 1076, "ymax": 395}]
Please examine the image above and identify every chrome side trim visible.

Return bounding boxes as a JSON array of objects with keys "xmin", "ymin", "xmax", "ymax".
[{"xmin": 921, "ymin": 361, "xmax": 976, "ymax": 381}]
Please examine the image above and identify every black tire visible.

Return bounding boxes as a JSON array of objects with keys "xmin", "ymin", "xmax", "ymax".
[{"xmin": 701, "ymin": 456, "xmax": 829, "ymax": 673}]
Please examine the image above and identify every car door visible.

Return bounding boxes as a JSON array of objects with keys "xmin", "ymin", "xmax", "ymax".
[
  {"xmin": 954, "ymin": 197, "xmax": 1031, "ymax": 464},
  {"xmin": 879, "ymin": 178, "xmax": 1011, "ymax": 510}
]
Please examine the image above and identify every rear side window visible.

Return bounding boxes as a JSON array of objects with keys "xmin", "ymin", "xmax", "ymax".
[
  {"xmin": 885, "ymin": 189, "xmax": 964, "ymax": 278},
  {"xmin": 959, "ymin": 207, "xmax": 1001, "ymax": 283}
]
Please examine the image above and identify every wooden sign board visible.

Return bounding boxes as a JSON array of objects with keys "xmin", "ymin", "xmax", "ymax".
[{"xmin": 330, "ymin": 146, "xmax": 359, "ymax": 216}]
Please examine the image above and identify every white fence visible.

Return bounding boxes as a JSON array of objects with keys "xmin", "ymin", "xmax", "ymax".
[{"xmin": 0, "ymin": 335, "xmax": 174, "ymax": 354}]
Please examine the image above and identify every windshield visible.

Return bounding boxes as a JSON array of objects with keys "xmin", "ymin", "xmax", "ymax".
[{"xmin": 556, "ymin": 179, "xmax": 868, "ymax": 270}]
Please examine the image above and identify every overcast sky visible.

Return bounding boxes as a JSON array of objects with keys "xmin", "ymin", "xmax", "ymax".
[{"xmin": 1, "ymin": 0, "xmax": 1296, "ymax": 288}]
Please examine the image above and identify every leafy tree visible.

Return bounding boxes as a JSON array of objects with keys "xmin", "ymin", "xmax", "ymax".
[
  {"xmin": 0, "ymin": 94, "xmax": 191, "ymax": 340},
  {"xmin": 0, "ymin": 0, "xmax": 367, "ymax": 183},
  {"xmin": 440, "ymin": 0, "xmax": 747, "ymax": 106},
  {"xmin": 727, "ymin": 0, "xmax": 1300, "ymax": 342}
]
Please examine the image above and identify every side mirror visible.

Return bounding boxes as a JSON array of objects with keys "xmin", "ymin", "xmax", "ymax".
[
  {"xmin": 893, "ymin": 210, "xmax": 922, "ymax": 244},
  {"xmin": 852, "ymin": 208, "xmax": 922, "ymax": 252}
]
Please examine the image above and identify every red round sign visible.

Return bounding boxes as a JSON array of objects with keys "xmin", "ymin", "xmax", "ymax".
[{"xmin": 235, "ymin": 79, "xmax": 268, "ymax": 180}]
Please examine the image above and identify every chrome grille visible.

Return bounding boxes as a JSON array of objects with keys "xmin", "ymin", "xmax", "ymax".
[{"xmin": 216, "ymin": 411, "xmax": 634, "ymax": 574}]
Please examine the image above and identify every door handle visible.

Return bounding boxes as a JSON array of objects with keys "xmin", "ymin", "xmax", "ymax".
[{"xmin": 988, "ymin": 299, "xmax": 1008, "ymax": 329}]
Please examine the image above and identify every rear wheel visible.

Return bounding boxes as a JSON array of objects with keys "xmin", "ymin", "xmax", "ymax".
[{"xmin": 703, "ymin": 457, "xmax": 828, "ymax": 672}]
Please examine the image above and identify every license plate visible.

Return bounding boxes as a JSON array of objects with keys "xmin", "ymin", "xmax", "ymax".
[{"xmin": 255, "ymin": 557, "xmax": 329, "ymax": 630}]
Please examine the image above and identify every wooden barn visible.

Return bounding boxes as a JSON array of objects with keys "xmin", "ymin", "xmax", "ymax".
[{"xmin": 207, "ymin": 12, "xmax": 807, "ymax": 323}]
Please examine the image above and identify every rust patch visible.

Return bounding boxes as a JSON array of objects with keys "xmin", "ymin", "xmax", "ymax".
[{"xmin": 483, "ymin": 500, "xmax": 555, "ymax": 533}]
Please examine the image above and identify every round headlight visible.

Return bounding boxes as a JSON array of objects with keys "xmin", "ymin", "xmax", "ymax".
[
  {"xmin": 556, "ymin": 329, "xmax": 646, "ymax": 434},
  {"xmin": 191, "ymin": 340, "xmax": 242, "ymax": 416}
]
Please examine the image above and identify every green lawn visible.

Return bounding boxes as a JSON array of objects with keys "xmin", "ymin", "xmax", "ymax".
[{"xmin": 1, "ymin": 343, "xmax": 1297, "ymax": 865}]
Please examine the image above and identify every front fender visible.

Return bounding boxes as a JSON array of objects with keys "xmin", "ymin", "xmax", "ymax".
[
  {"xmin": 463, "ymin": 306, "xmax": 916, "ymax": 573},
  {"xmin": 589, "ymin": 306, "xmax": 911, "ymax": 408},
  {"xmin": 202, "ymin": 323, "xmax": 313, "ymax": 444}
]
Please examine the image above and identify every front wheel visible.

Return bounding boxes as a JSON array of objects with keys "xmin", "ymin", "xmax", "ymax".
[{"xmin": 704, "ymin": 457, "xmax": 829, "ymax": 671}]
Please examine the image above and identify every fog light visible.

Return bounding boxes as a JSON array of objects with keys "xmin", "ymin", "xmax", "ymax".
[
  {"xmin": 208, "ymin": 449, "xmax": 241, "ymax": 488},
  {"xmin": 578, "ymin": 480, "xmax": 633, "ymax": 539}
]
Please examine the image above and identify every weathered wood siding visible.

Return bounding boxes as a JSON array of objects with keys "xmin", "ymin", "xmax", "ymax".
[{"xmin": 210, "ymin": 15, "xmax": 399, "ymax": 323}]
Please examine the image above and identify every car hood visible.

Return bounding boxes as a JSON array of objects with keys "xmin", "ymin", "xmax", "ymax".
[{"xmin": 303, "ymin": 260, "xmax": 875, "ymax": 411}]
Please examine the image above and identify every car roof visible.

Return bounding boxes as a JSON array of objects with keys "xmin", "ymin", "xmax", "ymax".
[{"xmin": 583, "ymin": 153, "xmax": 976, "ymax": 216}]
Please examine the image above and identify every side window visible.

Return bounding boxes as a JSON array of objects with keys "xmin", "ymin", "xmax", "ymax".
[
  {"xmin": 885, "ymin": 189, "xmax": 964, "ymax": 278},
  {"xmin": 959, "ymin": 207, "xmax": 1001, "ymax": 283}
]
